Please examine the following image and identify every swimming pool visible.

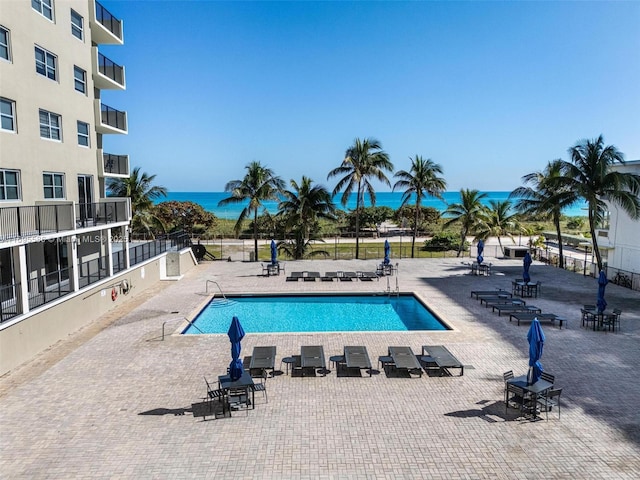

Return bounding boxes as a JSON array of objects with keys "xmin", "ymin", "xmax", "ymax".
[{"xmin": 182, "ymin": 293, "xmax": 449, "ymax": 334}]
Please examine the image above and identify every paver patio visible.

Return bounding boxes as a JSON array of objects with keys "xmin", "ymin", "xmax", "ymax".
[{"xmin": 1, "ymin": 257, "xmax": 639, "ymax": 479}]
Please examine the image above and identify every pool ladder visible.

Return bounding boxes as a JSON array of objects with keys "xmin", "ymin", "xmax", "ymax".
[
  {"xmin": 205, "ymin": 280, "xmax": 236, "ymax": 307},
  {"xmin": 386, "ymin": 276, "xmax": 399, "ymax": 297}
]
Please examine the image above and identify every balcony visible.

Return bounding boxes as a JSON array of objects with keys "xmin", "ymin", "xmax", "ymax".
[
  {"xmin": 0, "ymin": 199, "xmax": 130, "ymax": 244},
  {"xmin": 92, "ymin": 48, "xmax": 126, "ymax": 90},
  {"xmin": 99, "ymin": 151, "xmax": 129, "ymax": 177},
  {"xmin": 95, "ymin": 101, "xmax": 127, "ymax": 134},
  {"xmin": 90, "ymin": 0, "xmax": 124, "ymax": 45}
]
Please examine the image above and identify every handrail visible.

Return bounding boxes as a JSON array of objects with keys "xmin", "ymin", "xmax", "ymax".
[
  {"xmin": 162, "ymin": 316, "xmax": 204, "ymax": 340},
  {"xmin": 205, "ymin": 280, "xmax": 227, "ymax": 300}
]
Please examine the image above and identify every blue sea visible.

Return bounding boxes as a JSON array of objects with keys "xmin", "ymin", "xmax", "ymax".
[{"xmin": 159, "ymin": 191, "xmax": 588, "ymax": 220}]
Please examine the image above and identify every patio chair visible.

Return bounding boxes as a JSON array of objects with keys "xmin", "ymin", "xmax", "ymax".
[
  {"xmin": 227, "ymin": 386, "xmax": 250, "ymax": 415},
  {"xmin": 251, "ymin": 370, "xmax": 268, "ymax": 404},
  {"xmin": 503, "ymin": 370, "xmax": 514, "ymax": 403},
  {"xmin": 537, "ymin": 388, "xmax": 562, "ymax": 420},
  {"xmin": 505, "ymin": 383, "xmax": 529, "ymax": 415},
  {"xmin": 203, "ymin": 376, "xmax": 227, "ymax": 416},
  {"xmin": 612, "ymin": 308, "xmax": 622, "ymax": 331},
  {"xmin": 540, "ymin": 372, "xmax": 555, "ymax": 385}
]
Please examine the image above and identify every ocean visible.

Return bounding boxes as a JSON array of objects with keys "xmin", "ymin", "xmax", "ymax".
[{"xmin": 159, "ymin": 191, "xmax": 588, "ymax": 220}]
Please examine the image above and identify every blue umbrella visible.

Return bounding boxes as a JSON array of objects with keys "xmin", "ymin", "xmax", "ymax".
[
  {"xmin": 523, "ymin": 251, "xmax": 532, "ymax": 283},
  {"xmin": 383, "ymin": 239, "xmax": 390, "ymax": 265},
  {"xmin": 477, "ymin": 240, "xmax": 484, "ymax": 264},
  {"xmin": 270, "ymin": 239, "xmax": 277, "ymax": 265},
  {"xmin": 227, "ymin": 316, "xmax": 245, "ymax": 381},
  {"xmin": 597, "ymin": 270, "xmax": 608, "ymax": 314},
  {"xmin": 527, "ymin": 318, "xmax": 545, "ymax": 385}
]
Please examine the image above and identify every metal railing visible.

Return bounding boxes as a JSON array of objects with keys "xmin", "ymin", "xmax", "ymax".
[
  {"xmin": 74, "ymin": 200, "xmax": 128, "ymax": 229},
  {"xmin": 95, "ymin": 1, "xmax": 122, "ymax": 40},
  {"xmin": 28, "ymin": 268, "xmax": 71, "ymax": 310},
  {"xmin": 112, "ymin": 249, "xmax": 126, "ymax": 274},
  {"xmin": 97, "ymin": 53, "xmax": 124, "ymax": 86},
  {"xmin": 101, "ymin": 103, "xmax": 127, "ymax": 131},
  {"xmin": 129, "ymin": 231, "xmax": 191, "ymax": 267},
  {"xmin": 103, "ymin": 153, "xmax": 128, "ymax": 175},
  {"xmin": 78, "ymin": 257, "xmax": 108, "ymax": 288},
  {"xmin": 0, "ymin": 204, "xmax": 74, "ymax": 242},
  {"xmin": 0, "ymin": 282, "xmax": 20, "ymax": 323}
]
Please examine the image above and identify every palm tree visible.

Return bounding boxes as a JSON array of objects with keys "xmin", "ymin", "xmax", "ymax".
[
  {"xmin": 392, "ymin": 156, "xmax": 447, "ymax": 258},
  {"xmin": 327, "ymin": 137, "xmax": 394, "ymax": 259},
  {"xmin": 510, "ymin": 160, "xmax": 576, "ymax": 268},
  {"xmin": 475, "ymin": 200, "xmax": 519, "ymax": 256},
  {"xmin": 558, "ymin": 135, "xmax": 640, "ymax": 271},
  {"xmin": 218, "ymin": 161, "xmax": 285, "ymax": 262},
  {"xmin": 443, "ymin": 189, "xmax": 488, "ymax": 257},
  {"xmin": 107, "ymin": 167, "xmax": 167, "ymax": 235},
  {"xmin": 278, "ymin": 176, "xmax": 336, "ymax": 247}
]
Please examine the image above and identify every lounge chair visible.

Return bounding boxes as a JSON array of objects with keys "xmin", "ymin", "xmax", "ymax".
[
  {"xmin": 321, "ymin": 272, "xmax": 338, "ymax": 281},
  {"xmin": 492, "ymin": 304, "xmax": 541, "ymax": 316},
  {"xmin": 357, "ymin": 271, "xmax": 379, "ymax": 281},
  {"xmin": 299, "ymin": 345, "xmax": 327, "ymax": 376},
  {"xmin": 471, "ymin": 289, "xmax": 511, "ymax": 299},
  {"xmin": 481, "ymin": 297, "xmax": 525, "ymax": 307},
  {"xmin": 286, "ymin": 271, "xmax": 303, "ymax": 282},
  {"xmin": 343, "ymin": 345, "xmax": 373, "ymax": 376},
  {"xmin": 249, "ymin": 346, "xmax": 276, "ymax": 377},
  {"xmin": 509, "ymin": 312, "xmax": 563, "ymax": 328},
  {"xmin": 421, "ymin": 345, "xmax": 464, "ymax": 376},
  {"xmin": 387, "ymin": 346, "xmax": 423, "ymax": 377},
  {"xmin": 303, "ymin": 271, "xmax": 320, "ymax": 282},
  {"xmin": 338, "ymin": 271, "xmax": 356, "ymax": 281}
]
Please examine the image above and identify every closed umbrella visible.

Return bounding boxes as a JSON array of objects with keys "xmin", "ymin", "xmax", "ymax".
[
  {"xmin": 270, "ymin": 239, "xmax": 277, "ymax": 265},
  {"xmin": 383, "ymin": 239, "xmax": 390, "ymax": 265},
  {"xmin": 597, "ymin": 270, "xmax": 608, "ymax": 314},
  {"xmin": 227, "ymin": 316, "xmax": 245, "ymax": 381},
  {"xmin": 477, "ymin": 240, "xmax": 484, "ymax": 264},
  {"xmin": 523, "ymin": 251, "xmax": 532, "ymax": 283},
  {"xmin": 527, "ymin": 318, "xmax": 545, "ymax": 385}
]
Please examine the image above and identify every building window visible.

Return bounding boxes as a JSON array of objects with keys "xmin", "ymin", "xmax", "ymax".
[
  {"xmin": 74, "ymin": 66, "xmax": 86, "ymax": 93},
  {"xmin": 39, "ymin": 109, "xmax": 61, "ymax": 141},
  {"xmin": 32, "ymin": 0, "xmax": 54, "ymax": 21},
  {"xmin": 43, "ymin": 172, "xmax": 65, "ymax": 199},
  {"xmin": 70, "ymin": 9, "xmax": 83, "ymax": 40},
  {"xmin": 0, "ymin": 26, "xmax": 10, "ymax": 61},
  {"xmin": 35, "ymin": 46, "xmax": 57, "ymax": 80},
  {"xmin": 1, "ymin": 98, "xmax": 16, "ymax": 132},
  {"xmin": 0, "ymin": 169, "xmax": 20, "ymax": 201},
  {"xmin": 77, "ymin": 121, "xmax": 89, "ymax": 146}
]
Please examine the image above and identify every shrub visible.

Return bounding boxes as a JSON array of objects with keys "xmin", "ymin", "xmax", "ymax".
[{"xmin": 423, "ymin": 232, "xmax": 467, "ymax": 252}]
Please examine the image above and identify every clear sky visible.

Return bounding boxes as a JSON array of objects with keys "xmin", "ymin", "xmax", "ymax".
[{"xmin": 100, "ymin": 0, "xmax": 640, "ymax": 193}]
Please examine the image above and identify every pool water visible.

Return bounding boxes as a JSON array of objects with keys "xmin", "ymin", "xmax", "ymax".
[{"xmin": 183, "ymin": 294, "xmax": 448, "ymax": 334}]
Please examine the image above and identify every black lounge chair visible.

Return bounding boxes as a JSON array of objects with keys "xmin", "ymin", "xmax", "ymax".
[
  {"xmin": 471, "ymin": 289, "xmax": 511, "ymax": 299},
  {"xmin": 387, "ymin": 346, "xmax": 423, "ymax": 377},
  {"xmin": 299, "ymin": 345, "xmax": 327, "ymax": 376},
  {"xmin": 481, "ymin": 297, "xmax": 525, "ymax": 307},
  {"xmin": 492, "ymin": 304, "xmax": 541, "ymax": 316},
  {"xmin": 303, "ymin": 271, "xmax": 320, "ymax": 281},
  {"xmin": 343, "ymin": 346, "xmax": 373, "ymax": 376},
  {"xmin": 357, "ymin": 271, "xmax": 379, "ymax": 281},
  {"xmin": 322, "ymin": 272, "xmax": 338, "ymax": 281},
  {"xmin": 421, "ymin": 345, "xmax": 464, "ymax": 376},
  {"xmin": 340, "ymin": 271, "xmax": 357, "ymax": 281},
  {"xmin": 249, "ymin": 346, "xmax": 276, "ymax": 377},
  {"xmin": 286, "ymin": 271, "xmax": 303, "ymax": 282},
  {"xmin": 509, "ymin": 312, "xmax": 564, "ymax": 328}
]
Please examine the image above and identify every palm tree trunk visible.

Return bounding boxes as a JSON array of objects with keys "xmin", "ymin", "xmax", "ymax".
[
  {"xmin": 354, "ymin": 182, "xmax": 363, "ymax": 260},
  {"xmin": 553, "ymin": 214, "xmax": 565, "ymax": 269},
  {"xmin": 253, "ymin": 210, "xmax": 259, "ymax": 262},
  {"xmin": 411, "ymin": 204, "xmax": 419, "ymax": 258},
  {"xmin": 588, "ymin": 207, "xmax": 603, "ymax": 272},
  {"xmin": 457, "ymin": 228, "xmax": 467, "ymax": 257},
  {"xmin": 497, "ymin": 237, "xmax": 504, "ymax": 256}
]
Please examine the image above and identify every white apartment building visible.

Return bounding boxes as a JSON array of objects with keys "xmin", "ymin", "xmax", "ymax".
[{"xmin": 0, "ymin": 1, "xmax": 194, "ymax": 374}]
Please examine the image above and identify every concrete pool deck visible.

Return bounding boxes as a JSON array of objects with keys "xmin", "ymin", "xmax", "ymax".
[{"xmin": 1, "ymin": 257, "xmax": 639, "ymax": 479}]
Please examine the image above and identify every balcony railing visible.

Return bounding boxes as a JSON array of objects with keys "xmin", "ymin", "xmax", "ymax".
[
  {"xmin": 100, "ymin": 103, "xmax": 127, "ymax": 132},
  {"xmin": 95, "ymin": 1, "xmax": 122, "ymax": 41},
  {"xmin": 0, "ymin": 204, "xmax": 74, "ymax": 242},
  {"xmin": 98, "ymin": 52, "xmax": 125, "ymax": 88},
  {"xmin": 1, "ymin": 282, "xmax": 20, "ymax": 324},
  {"xmin": 75, "ymin": 200, "xmax": 129, "ymax": 229},
  {"xmin": 103, "ymin": 153, "xmax": 129, "ymax": 176},
  {"xmin": 129, "ymin": 231, "xmax": 191, "ymax": 267},
  {"xmin": 112, "ymin": 250, "xmax": 126, "ymax": 274},
  {"xmin": 28, "ymin": 268, "xmax": 72, "ymax": 310},
  {"xmin": 78, "ymin": 257, "xmax": 108, "ymax": 288}
]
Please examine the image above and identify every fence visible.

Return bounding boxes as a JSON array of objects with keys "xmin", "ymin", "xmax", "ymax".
[{"xmin": 129, "ymin": 231, "xmax": 191, "ymax": 267}]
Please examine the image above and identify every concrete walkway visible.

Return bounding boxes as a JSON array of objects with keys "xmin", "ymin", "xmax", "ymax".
[{"xmin": 1, "ymin": 257, "xmax": 639, "ymax": 479}]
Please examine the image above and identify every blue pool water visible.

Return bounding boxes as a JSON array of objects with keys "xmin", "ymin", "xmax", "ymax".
[{"xmin": 183, "ymin": 294, "xmax": 448, "ymax": 334}]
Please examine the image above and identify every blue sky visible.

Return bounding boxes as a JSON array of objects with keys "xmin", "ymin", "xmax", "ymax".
[{"xmin": 101, "ymin": 0, "xmax": 640, "ymax": 193}]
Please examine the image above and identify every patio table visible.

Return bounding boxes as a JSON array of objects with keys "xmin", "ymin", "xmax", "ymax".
[{"xmin": 507, "ymin": 375, "xmax": 553, "ymax": 420}]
